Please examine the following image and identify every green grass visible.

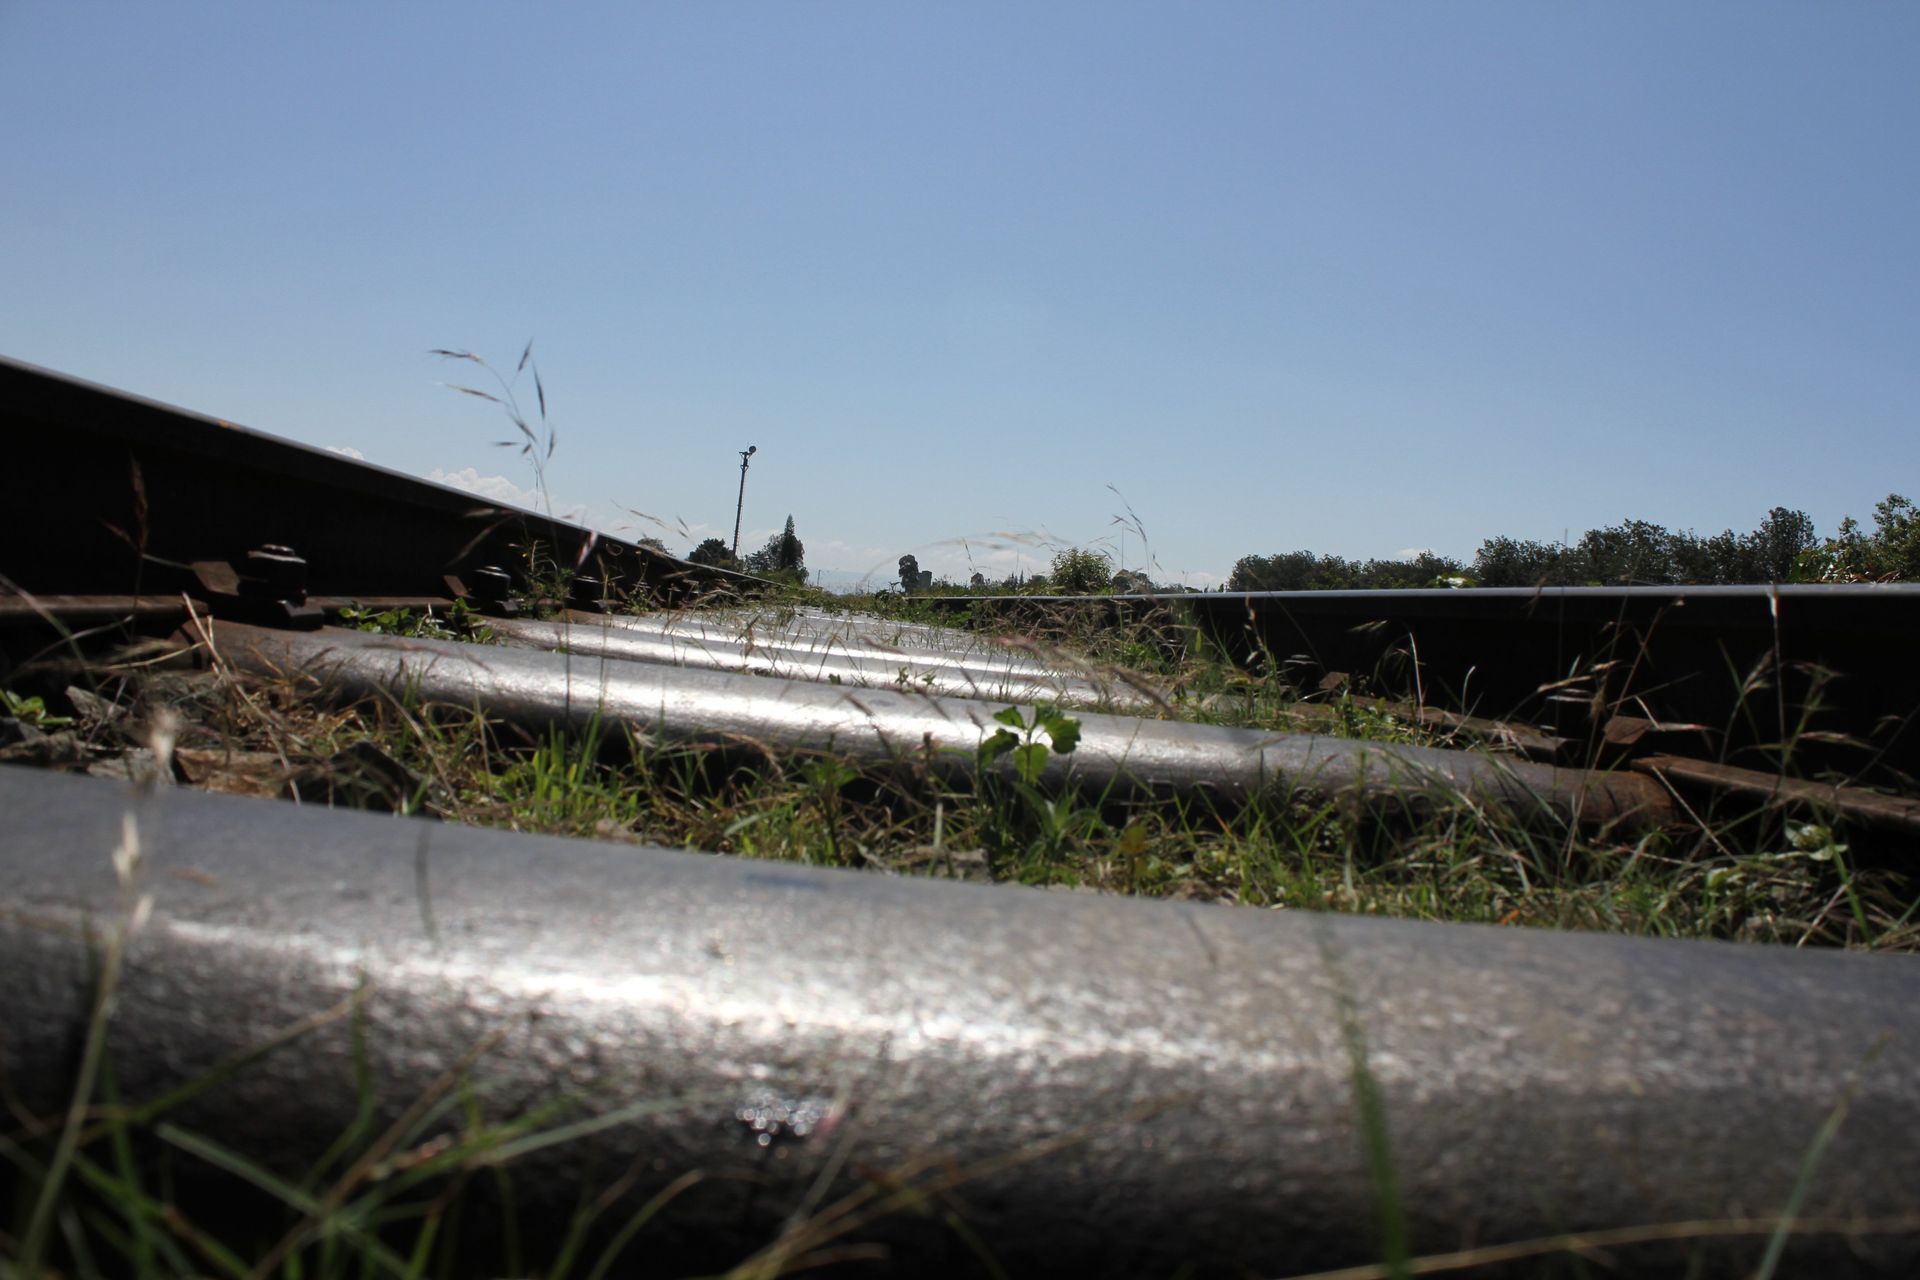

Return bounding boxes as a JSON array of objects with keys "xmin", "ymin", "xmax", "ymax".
[
  {"xmin": 4, "ymin": 993, "xmax": 721, "ymax": 1280},
  {"xmin": 6, "ymin": 591, "xmax": 1913, "ymax": 952},
  {"xmin": 63, "ymin": 602, "xmax": 1906, "ymax": 950}
]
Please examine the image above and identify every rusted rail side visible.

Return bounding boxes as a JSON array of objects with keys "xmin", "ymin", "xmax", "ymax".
[{"xmin": 1635, "ymin": 754, "xmax": 1920, "ymax": 836}]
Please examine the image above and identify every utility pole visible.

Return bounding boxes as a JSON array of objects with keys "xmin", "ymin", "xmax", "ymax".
[{"xmin": 731, "ymin": 445, "xmax": 757, "ymax": 558}]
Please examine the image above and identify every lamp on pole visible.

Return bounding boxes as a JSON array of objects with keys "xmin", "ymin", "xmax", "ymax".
[{"xmin": 731, "ymin": 445, "xmax": 757, "ymax": 559}]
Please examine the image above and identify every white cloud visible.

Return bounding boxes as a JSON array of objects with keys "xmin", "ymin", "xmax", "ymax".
[
  {"xmin": 326, "ymin": 445, "xmax": 365, "ymax": 459},
  {"xmin": 429, "ymin": 466, "xmax": 544, "ymax": 508},
  {"xmin": 427, "ymin": 466, "xmax": 599, "ymax": 530}
]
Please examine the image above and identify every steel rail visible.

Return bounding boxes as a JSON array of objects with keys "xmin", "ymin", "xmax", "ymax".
[
  {"xmin": 0, "ymin": 592, "xmax": 468, "ymax": 630},
  {"xmin": 932, "ymin": 586, "xmax": 1920, "ymax": 780},
  {"xmin": 0, "ymin": 356, "xmax": 760, "ymax": 608},
  {"xmin": 561, "ymin": 608, "xmax": 1099, "ymax": 679},
  {"xmin": 486, "ymin": 615, "xmax": 1168, "ymax": 713},
  {"xmin": 7, "ymin": 355, "xmax": 1917, "ymax": 773},
  {"xmin": 194, "ymin": 620, "xmax": 1675, "ymax": 830},
  {"xmin": 1634, "ymin": 754, "xmax": 1920, "ymax": 836},
  {"xmin": 9, "ymin": 351, "xmax": 1916, "ymax": 787},
  {"xmin": 606, "ymin": 605, "xmax": 1016, "ymax": 655},
  {"xmin": 3, "ymin": 767, "xmax": 1916, "ymax": 1276}
]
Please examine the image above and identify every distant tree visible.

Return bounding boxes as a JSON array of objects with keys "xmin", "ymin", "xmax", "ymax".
[
  {"xmin": 1471, "ymin": 536, "xmax": 1574, "ymax": 587},
  {"xmin": 1414, "ymin": 551, "xmax": 1468, "ymax": 585},
  {"xmin": 1664, "ymin": 512, "xmax": 1802, "ymax": 584},
  {"xmin": 1356, "ymin": 552, "xmax": 1465, "ymax": 590},
  {"xmin": 969, "ymin": 572, "xmax": 986, "ymax": 589},
  {"xmin": 1049, "ymin": 548, "xmax": 1111, "ymax": 594},
  {"xmin": 1229, "ymin": 553, "xmax": 1292, "ymax": 592},
  {"xmin": 778, "ymin": 515, "xmax": 804, "ymax": 572},
  {"xmin": 898, "ymin": 554, "xmax": 921, "ymax": 593},
  {"xmin": 1111, "ymin": 569, "xmax": 1155, "ymax": 594},
  {"xmin": 1804, "ymin": 494, "xmax": 1918, "ymax": 582},
  {"xmin": 1469, "ymin": 507, "xmax": 1822, "ymax": 586},
  {"xmin": 1671, "ymin": 529, "xmax": 1732, "ymax": 583},
  {"xmin": 746, "ymin": 515, "xmax": 806, "ymax": 580},
  {"xmin": 1873, "ymin": 495, "xmax": 1920, "ymax": 579},
  {"xmin": 687, "ymin": 537, "xmax": 739, "ymax": 570},
  {"xmin": 1574, "ymin": 519, "xmax": 1678, "ymax": 584},
  {"xmin": 1228, "ymin": 550, "xmax": 1360, "ymax": 592},
  {"xmin": 1749, "ymin": 506, "xmax": 1817, "ymax": 581}
]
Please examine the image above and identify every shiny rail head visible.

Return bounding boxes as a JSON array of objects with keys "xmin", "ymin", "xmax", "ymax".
[
  {"xmin": 190, "ymin": 620, "xmax": 1679, "ymax": 830},
  {"xmin": 490, "ymin": 614, "xmax": 1171, "ymax": 712}
]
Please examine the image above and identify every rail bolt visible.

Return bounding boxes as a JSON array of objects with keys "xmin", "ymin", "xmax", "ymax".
[
  {"xmin": 472, "ymin": 566, "xmax": 514, "ymax": 606},
  {"xmin": 1543, "ymin": 691, "xmax": 1595, "ymax": 736},
  {"xmin": 241, "ymin": 544, "xmax": 307, "ymax": 603},
  {"xmin": 570, "ymin": 575, "xmax": 607, "ymax": 610}
]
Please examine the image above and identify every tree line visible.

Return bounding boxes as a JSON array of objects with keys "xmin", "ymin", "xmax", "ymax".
[
  {"xmin": 666, "ymin": 494, "xmax": 1920, "ymax": 595},
  {"xmin": 1229, "ymin": 495, "xmax": 1920, "ymax": 591}
]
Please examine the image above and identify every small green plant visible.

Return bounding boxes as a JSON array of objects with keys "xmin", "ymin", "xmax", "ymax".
[
  {"xmin": 977, "ymin": 705, "xmax": 1082, "ymax": 784},
  {"xmin": 337, "ymin": 599, "xmax": 489, "ymax": 642},
  {"xmin": 514, "ymin": 537, "xmax": 581, "ymax": 616},
  {"xmin": 1, "ymin": 687, "xmax": 73, "ymax": 727},
  {"xmin": 971, "ymin": 705, "xmax": 1096, "ymax": 876}
]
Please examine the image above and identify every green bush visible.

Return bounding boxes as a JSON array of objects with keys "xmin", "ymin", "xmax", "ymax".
[{"xmin": 1049, "ymin": 547, "xmax": 1111, "ymax": 594}]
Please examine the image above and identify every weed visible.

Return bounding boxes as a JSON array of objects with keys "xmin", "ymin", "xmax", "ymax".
[
  {"xmin": 56, "ymin": 598, "xmax": 1907, "ymax": 951},
  {"xmin": 431, "ymin": 343, "xmax": 556, "ymax": 518},
  {"xmin": 1, "ymin": 687, "xmax": 74, "ymax": 728},
  {"xmin": 976, "ymin": 704, "xmax": 1081, "ymax": 785},
  {"xmin": 338, "ymin": 599, "xmax": 491, "ymax": 643}
]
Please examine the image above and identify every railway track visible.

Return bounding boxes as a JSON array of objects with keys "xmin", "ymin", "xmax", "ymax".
[
  {"xmin": 7, "ymin": 353, "xmax": 1917, "ymax": 828},
  {"xmin": 5, "ymin": 357, "xmax": 1920, "ymax": 1277},
  {"xmin": 934, "ymin": 582, "xmax": 1920, "ymax": 787},
  {"xmin": 0, "ymin": 355, "xmax": 751, "ymax": 627}
]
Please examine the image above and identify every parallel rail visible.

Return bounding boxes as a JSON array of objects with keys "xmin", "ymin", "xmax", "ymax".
[
  {"xmin": 935, "ymin": 583, "xmax": 1920, "ymax": 784},
  {"xmin": 0, "ymin": 355, "xmax": 757, "ymax": 619},
  {"xmin": 8, "ymin": 354, "xmax": 1917, "ymax": 784}
]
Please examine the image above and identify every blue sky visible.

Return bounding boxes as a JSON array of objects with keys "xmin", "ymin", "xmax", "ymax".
[{"xmin": 3, "ymin": 3, "xmax": 1915, "ymax": 588}]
